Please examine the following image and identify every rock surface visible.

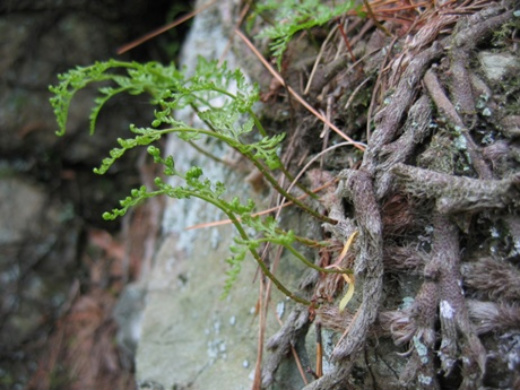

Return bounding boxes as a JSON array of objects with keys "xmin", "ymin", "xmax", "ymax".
[
  {"xmin": 135, "ymin": 2, "xmax": 263, "ymax": 388},
  {"xmin": 134, "ymin": 2, "xmax": 317, "ymax": 389}
]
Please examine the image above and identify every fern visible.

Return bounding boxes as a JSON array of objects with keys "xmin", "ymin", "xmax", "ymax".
[
  {"xmin": 256, "ymin": 0, "xmax": 357, "ymax": 69},
  {"xmin": 49, "ymin": 56, "xmax": 344, "ymax": 304}
]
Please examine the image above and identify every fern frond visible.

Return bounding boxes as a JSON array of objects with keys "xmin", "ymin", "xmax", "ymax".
[
  {"xmin": 50, "ymin": 55, "xmax": 320, "ymax": 302},
  {"xmin": 257, "ymin": 0, "xmax": 357, "ymax": 69}
]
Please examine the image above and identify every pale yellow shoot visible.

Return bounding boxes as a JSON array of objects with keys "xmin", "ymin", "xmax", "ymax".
[
  {"xmin": 339, "ymin": 274, "xmax": 355, "ymax": 313},
  {"xmin": 336, "ymin": 230, "xmax": 359, "ymax": 263},
  {"xmin": 326, "ymin": 230, "xmax": 358, "ymax": 313}
]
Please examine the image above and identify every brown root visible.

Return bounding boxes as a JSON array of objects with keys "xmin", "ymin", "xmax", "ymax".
[{"xmin": 260, "ymin": 2, "xmax": 519, "ymax": 389}]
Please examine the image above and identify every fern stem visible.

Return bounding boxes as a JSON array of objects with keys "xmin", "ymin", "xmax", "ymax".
[
  {"xmin": 248, "ymin": 108, "xmax": 268, "ymax": 138},
  {"xmin": 283, "ymin": 244, "xmax": 351, "ymax": 276},
  {"xmin": 247, "ymin": 155, "xmax": 336, "ymax": 224},
  {"xmin": 158, "ymin": 127, "xmax": 233, "ymax": 144},
  {"xmin": 255, "ymin": 238, "xmax": 349, "ymax": 276},
  {"xmin": 186, "ymin": 140, "xmax": 230, "ymax": 166},
  {"xmin": 285, "ymin": 232, "xmax": 329, "ymax": 248}
]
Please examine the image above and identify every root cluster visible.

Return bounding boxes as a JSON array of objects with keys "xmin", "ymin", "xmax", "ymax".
[{"xmin": 261, "ymin": 1, "xmax": 519, "ymax": 389}]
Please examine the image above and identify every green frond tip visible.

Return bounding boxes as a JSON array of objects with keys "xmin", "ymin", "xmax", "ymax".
[
  {"xmin": 49, "ymin": 59, "xmax": 181, "ymax": 136},
  {"xmin": 102, "ymin": 211, "xmax": 117, "ymax": 221}
]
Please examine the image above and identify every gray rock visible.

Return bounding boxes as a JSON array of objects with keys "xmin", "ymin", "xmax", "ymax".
[
  {"xmin": 0, "ymin": 176, "xmax": 45, "ymax": 245},
  {"xmin": 0, "ymin": 175, "xmax": 79, "ymax": 347},
  {"xmin": 135, "ymin": 1, "xmax": 313, "ymax": 388}
]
